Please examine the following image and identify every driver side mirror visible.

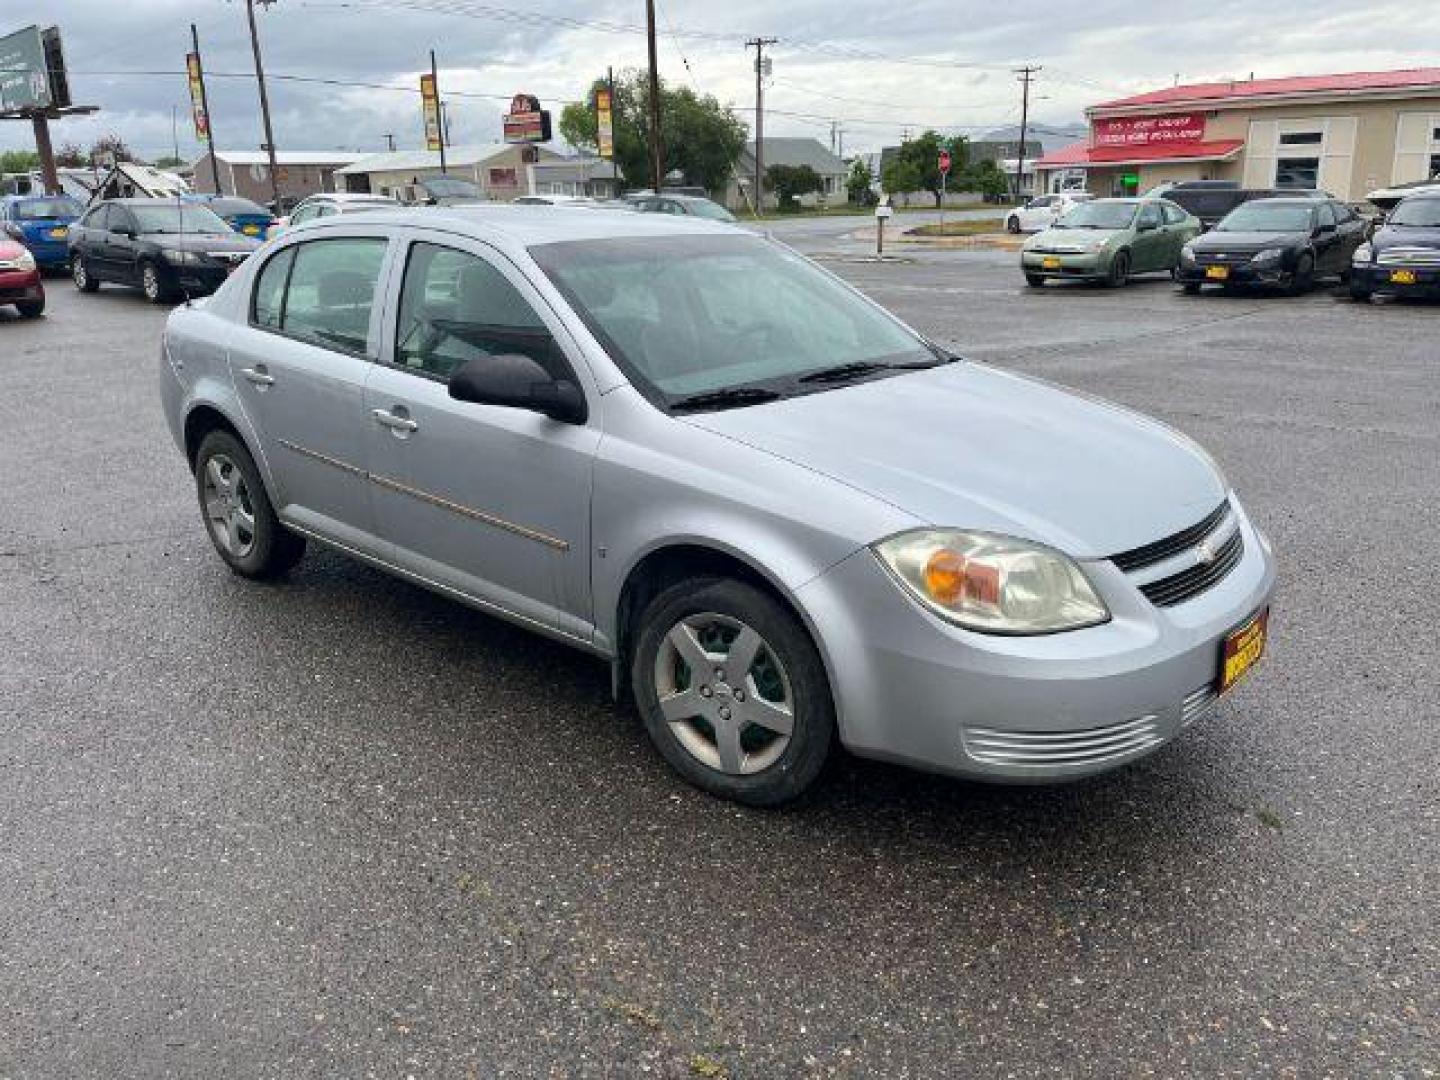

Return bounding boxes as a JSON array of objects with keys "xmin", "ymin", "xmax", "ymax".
[{"xmin": 448, "ymin": 352, "xmax": 587, "ymax": 425}]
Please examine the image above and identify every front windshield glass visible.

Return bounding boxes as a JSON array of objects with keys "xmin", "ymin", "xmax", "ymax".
[
  {"xmin": 1056, "ymin": 202, "xmax": 1137, "ymax": 230},
  {"xmin": 1388, "ymin": 199, "xmax": 1440, "ymax": 227},
  {"xmin": 531, "ymin": 235, "xmax": 936, "ymax": 402},
  {"xmin": 1216, "ymin": 203, "xmax": 1314, "ymax": 232},
  {"xmin": 15, "ymin": 197, "xmax": 82, "ymax": 220},
  {"xmin": 128, "ymin": 203, "xmax": 231, "ymax": 234},
  {"xmin": 684, "ymin": 199, "xmax": 737, "ymax": 222}
]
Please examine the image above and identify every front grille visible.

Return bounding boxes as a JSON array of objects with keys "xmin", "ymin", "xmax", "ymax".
[
  {"xmin": 1111, "ymin": 501, "xmax": 1230, "ymax": 572},
  {"xmin": 1140, "ymin": 529, "xmax": 1244, "ymax": 607},
  {"xmin": 1180, "ymin": 684, "xmax": 1218, "ymax": 727},
  {"xmin": 963, "ymin": 715, "xmax": 1164, "ymax": 768},
  {"xmin": 1378, "ymin": 247, "xmax": 1440, "ymax": 267}
]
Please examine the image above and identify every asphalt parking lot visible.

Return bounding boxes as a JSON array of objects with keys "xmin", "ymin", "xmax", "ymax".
[{"xmin": 2, "ymin": 240, "xmax": 1436, "ymax": 1078}]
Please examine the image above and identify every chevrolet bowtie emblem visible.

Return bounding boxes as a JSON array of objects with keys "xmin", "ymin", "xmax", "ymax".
[{"xmin": 1196, "ymin": 540, "xmax": 1218, "ymax": 566}]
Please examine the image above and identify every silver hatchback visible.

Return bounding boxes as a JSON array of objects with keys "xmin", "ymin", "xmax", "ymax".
[{"xmin": 159, "ymin": 207, "xmax": 1276, "ymax": 805}]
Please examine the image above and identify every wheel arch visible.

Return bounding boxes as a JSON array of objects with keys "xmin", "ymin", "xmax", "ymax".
[{"xmin": 183, "ymin": 401, "xmax": 252, "ymax": 473}]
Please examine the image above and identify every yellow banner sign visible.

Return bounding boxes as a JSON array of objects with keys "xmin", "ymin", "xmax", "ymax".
[
  {"xmin": 420, "ymin": 73, "xmax": 442, "ymax": 151},
  {"xmin": 596, "ymin": 87, "xmax": 614, "ymax": 160},
  {"xmin": 186, "ymin": 53, "xmax": 210, "ymax": 142}
]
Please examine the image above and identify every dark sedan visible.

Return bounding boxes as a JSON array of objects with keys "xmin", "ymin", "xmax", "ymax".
[
  {"xmin": 1349, "ymin": 194, "xmax": 1440, "ymax": 302},
  {"xmin": 1176, "ymin": 197, "xmax": 1368, "ymax": 295},
  {"xmin": 68, "ymin": 199, "xmax": 261, "ymax": 304}
]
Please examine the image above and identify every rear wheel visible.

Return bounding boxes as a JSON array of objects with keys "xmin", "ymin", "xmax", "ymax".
[
  {"xmin": 631, "ymin": 577, "xmax": 834, "ymax": 806},
  {"xmin": 1024, "ymin": 272, "xmax": 1046, "ymax": 288},
  {"xmin": 1006, "ymin": 215, "xmax": 1021, "ymax": 234},
  {"xmin": 72, "ymin": 256, "xmax": 99, "ymax": 292},
  {"xmin": 16, "ymin": 297, "xmax": 44, "ymax": 318},
  {"xmin": 194, "ymin": 430, "xmax": 306, "ymax": 579},
  {"xmin": 1106, "ymin": 250, "xmax": 1131, "ymax": 287}
]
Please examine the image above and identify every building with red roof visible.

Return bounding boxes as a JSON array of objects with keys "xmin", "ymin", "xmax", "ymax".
[{"xmin": 1034, "ymin": 68, "xmax": 1440, "ymax": 202}]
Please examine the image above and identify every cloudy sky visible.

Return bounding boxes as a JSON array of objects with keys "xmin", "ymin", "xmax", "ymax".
[{"xmin": 5, "ymin": 0, "xmax": 1439, "ymax": 162}]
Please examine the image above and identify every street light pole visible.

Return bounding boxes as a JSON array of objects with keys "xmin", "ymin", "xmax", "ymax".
[
  {"xmin": 644, "ymin": 0, "xmax": 663, "ymax": 192},
  {"xmin": 245, "ymin": 0, "xmax": 283, "ymax": 211}
]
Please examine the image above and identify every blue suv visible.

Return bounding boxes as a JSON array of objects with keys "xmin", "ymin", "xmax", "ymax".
[{"xmin": 1350, "ymin": 194, "xmax": 1440, "ymax": 301}]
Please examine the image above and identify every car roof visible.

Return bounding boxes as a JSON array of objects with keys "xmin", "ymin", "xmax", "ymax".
[
  {"xmin": 292, "ymin": 204, "xmax": 739, "ymax": 247},
  {"xmin": 1243, "ymin": 197, "xmax": 1324, "ymax": 207}
]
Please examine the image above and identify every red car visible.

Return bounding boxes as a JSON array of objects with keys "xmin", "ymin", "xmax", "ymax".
[{"xmin": 0, "ymin": 238, "xmax": 45, "ymax": 318}]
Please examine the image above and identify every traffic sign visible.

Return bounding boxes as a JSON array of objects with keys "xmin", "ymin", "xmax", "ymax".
[{"xmin": 938, "ymin": 149, "xmax": 951, "ymax": 175}]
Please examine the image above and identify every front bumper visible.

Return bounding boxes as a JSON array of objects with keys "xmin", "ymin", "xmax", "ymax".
[
  {"xmin": 1176, "ymin": 258, "xmax": 1290, "ymax": 288},
  {"xmin": 1352, "ymin": 262, "xmax": 1440, "ymax": 297},
  {"xmin": 166, "ymin": 262, "xmax": 235, "ymax": 295},
  {"xmin": 795, "ymin": 499, "xmax": 1277, "ymax": 783},
  {"xmin": 1021, "ymin": 250, "xmax": 1106, "ymax": 280}
]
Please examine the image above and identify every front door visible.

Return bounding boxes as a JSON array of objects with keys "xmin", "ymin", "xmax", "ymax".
[
  {"xmin": 362, "ymin": 235, "xmax": 600, "ymax": 640},
  {"xmin": 229, "ymin": 232, "xmax": 393, "ymax": 555},
  {"xmin": 1131, "ymin": 202, "xmax": 1169, "ymax": 272}
]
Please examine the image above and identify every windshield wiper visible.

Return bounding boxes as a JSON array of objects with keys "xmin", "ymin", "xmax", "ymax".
[
  {"xmin": 670, "ymin": 386, "xmax": 783, "ymax": 413},
  {"xmin": 797, "ymin": 356, "xmax": 951, "ymax": 385}
]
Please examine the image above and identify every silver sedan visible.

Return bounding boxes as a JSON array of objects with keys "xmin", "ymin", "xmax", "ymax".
[{"xmin": 158, "ymin": 206, "xmax": 1276, "ymax": 805}]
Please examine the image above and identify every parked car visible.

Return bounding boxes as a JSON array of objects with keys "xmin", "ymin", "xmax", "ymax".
[
  {"xmin": 1021, "ymin": 198, "xmax": 1200, "ymax": 287},
  {"xmin": 1, "ymin": 194, "xmax": 84, "ymax": 271},
  {"xmin": 1164, "ymin": 186, "xmax": 1330, "ymax": 230},
  {"xmin": 182, "ymin": 194, "xmax": 278, "ymax": 239},
  {"xmin": 1176, "ymin": 197, "xmax": 1368, "ymax": 294},
  {"xmin": 1364, "ymin": 178, "xmax": 1440, "ymax": 215},
  {"xmin": 68, "ymin": 199, "xmax": 261, "ymax": 303},
  {"xmin": 514, "ymin": 194, "xmax": 604, "ymax": 207},
  {"xmin": 159, "ymin": 206, "xmax": 1276, "ymax": 805},
  {"xmin": 1144, "ymin": 180, "xmax": 1239, "ymax": 199},
  {"xmin": 271, "ymin": 192, "xmax": 399, "ymax": 236},
  {"xmin": 0, "ymin": 238, "xmax": 44, "ymax": 317},
  {"xmin": 1349, "ymin": 193, "xmax": 1440, "ymax": 302},
  {"xmin": 1004, "ymin": 192, "xmax": 1093, "ymax": 234},
  {"xmin": 627, "ymin": 193, "xmax": 737, "ymax": 222}
]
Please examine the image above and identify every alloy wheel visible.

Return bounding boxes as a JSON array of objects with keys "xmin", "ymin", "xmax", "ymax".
[
  {"xmin": 73, "ymin": 260, "xmax": 87, "ymax": 289},
  {"xmin": 143, "ymin": 264, "xmax": 161, "ymax": 302},
  {"xmin": 652, "ymin": 612, "xmax": 794, "ymax": 776},
  {"xmin": 202, "ymin": 454, "xmax": 258, "ymax": 559}
]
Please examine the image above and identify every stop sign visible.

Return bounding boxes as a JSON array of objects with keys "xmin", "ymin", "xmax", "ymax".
[{"xmin": 938, "ymin": 149, "xmax": 952, "ymax": 175}]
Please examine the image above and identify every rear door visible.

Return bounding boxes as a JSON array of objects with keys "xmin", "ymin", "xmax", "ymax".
[
  {"xmin": 229, "ymin": 230, "xmax": 394, "ymax": 555},
  {"xmin": 361, "ymin": 232, "xmax": 600, "ymax": 639}
]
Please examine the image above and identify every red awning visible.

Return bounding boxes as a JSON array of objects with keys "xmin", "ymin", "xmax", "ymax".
[{"xmin": 1035, "ymin": 139, "xmax": 1246, "ymax": 169}]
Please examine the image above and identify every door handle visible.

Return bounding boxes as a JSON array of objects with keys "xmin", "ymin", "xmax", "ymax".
[
  {"xmin": 372, "ymin": 408, "xmax": 419, "ymax": 433},
  {"xmin": 240, "ymin": 366, "xmax": 275, "ymax": 387}
]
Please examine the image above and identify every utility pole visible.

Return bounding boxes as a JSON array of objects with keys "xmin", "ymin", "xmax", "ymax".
[
  {"xmin": 430, "ymin": 50, "xmax": 447, "ymax": 174},
  {"xmin": 747, "ymin": 37, "xmax": 777, "ymax": 215},
  {"xmin": 190, "ymin": 24, "xmax": 225, "ymax": 195},
  {"xmin": 644, "ymin": 0, "xmax": 664, "ymax": 191},
  {"xmin": 245, "ymin": 0, "xmax": 283, "ymax": 211},
  {"xmin": 382, "ymin": 133, "xmax": 395, "ymax": 151},
  {"xmin": 1013, "ymin": 65, "xmax": 1040, "ymax": 201}
]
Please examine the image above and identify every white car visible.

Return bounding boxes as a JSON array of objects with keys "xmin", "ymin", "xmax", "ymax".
[
  {"xmin": 1005, "ymin": 192, "xmax": 1094, "ymax": 234},
  {"xmin": 271, "ymin": 193, "xmax": 400, "ymax": 236}
]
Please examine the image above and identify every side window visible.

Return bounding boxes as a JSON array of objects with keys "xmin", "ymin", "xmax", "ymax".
[
  {"xmin": 251, "ymin": 247, "xmax": 296, "ymax": 329},
  {"xmin": 1161, "ymin": 202, "xmax": 1186, "ymax": 224},
  {"xmin": 1316, "ymin": 202, "xmax": 1337, "ymax": 228},
  {"xmin": 279, "ymin": 238, "xmax": 388, "ymax": 355},
  {"xmin": 109, "ymin": 208, "xmax": 134, "ymax": 235},
  {"xmin": 394, "ymin": 242, "xmax": 557, "ymax": 381},
  {"xmin": 83, "ymin": 205, "xmax": 110, "ymax": 230},
  {"xmin": 290, "ymin": 204, "xmax": 316, "ymax": 225},
  {"xmin": 1138, "ymin": 203, "xmax": 1162, "ymax": 228}
]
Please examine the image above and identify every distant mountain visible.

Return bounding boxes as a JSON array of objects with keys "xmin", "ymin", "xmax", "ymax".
[{"xmin": 978, "ymin": 123, "xmax": 1088, "ymax": 154}]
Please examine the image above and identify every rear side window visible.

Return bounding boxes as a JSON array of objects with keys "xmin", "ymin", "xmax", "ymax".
[
  {"xmin": 255, "ymin": 238, "xmax": 388, "ymax": 355},
  {"xmin": 1162, "ymin": 202, "xmax": 1187, "ymax": 224},
  {"xmin": 1137, "ymin": 203, "xmax": 1162, "ymax": 228}
]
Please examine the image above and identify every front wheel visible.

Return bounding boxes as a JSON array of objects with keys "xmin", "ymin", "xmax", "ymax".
[
  {"xmin": 1181, "ymin": 281, "xmax": 1202, "ymax": 295},
  {"xmin": 631, "ymin": 577, "xmax": 835, "ymax": 806},
  {"xmin": 194, "ymin": 430, "xmax": 306, "ymax": 579},
  {"xmin": 1288, "ymin": 253, "xmax": 1315, "ymax": 296},
  {"xmin": 72, "ymin": 256, "xmax": 99, "ymax": 292},
  {"xmin": 1024, "ymin": 272, "xmax": 1046, "ymax": 288},
  {"xmin": 141, "ymin": 260, "xmax": 175, "ymax": 304},
  {"xmin": 1006, "ymin": 215, "xmax": 1020, "ymax": 234},
  {"xmin": 1105, "ymin": 250, "xmax": 1131, "ymax": 288},
  {"xmin": 1349, "ymin": 284, "xmax": 1373, "ymax": 303}
]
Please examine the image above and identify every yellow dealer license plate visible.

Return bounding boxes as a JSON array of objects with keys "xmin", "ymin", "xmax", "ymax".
[
  {"xmin": 1205, "ymin": 265, "xmax": 1230, "ymax": 280},
  {"xmin": 49, "ymin": 226, "xmax": 68, "ymax": 239},
  {"xmin": 1220, "ymin": 607, "xmax": 1268, "ymax": 694},
  {"xmin": 1042, "ymin": 257, "xmax": 1061, "ymax": 270},
  {"xmin": 1390, "ymin": 269, "xmax": 1417, "ymax": 285}
]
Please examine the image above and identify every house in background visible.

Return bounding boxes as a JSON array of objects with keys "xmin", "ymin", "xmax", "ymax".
[
  {"xmin": 189, "ymin": 150, "xmax": 362, "ymax": 205},
  {"xmin": 334, "ymin": 144, "xmax": 566, "ymax": 201},
  {"xmin": 726, "ymin": 138, "xmax": 848, "ymax": 211}
]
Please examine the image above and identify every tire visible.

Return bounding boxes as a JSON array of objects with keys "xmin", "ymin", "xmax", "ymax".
[
  {"xmin": 1288, "ymin": 253, "xmax": 1315, "ymax": 296},
  {"xmin": 194, "ymin": 430, "xmax": 306, "ymax": 580},
  {"xmin": 1006, "ymin": 215, "xmax": 1020, "ymax": 234},
  {"xmin": 631, "ymin": 576, "xmax": 835, "ymax": 807},
  {"xmin": 141, "ymin": 260, "xmax": 175, "ymax": 304},
  {"xmin": 1181, "ymin": 282, "xmax": 1202, "ymax": 295},
  {"xmin": 16, "ymin": 297, "xmax": 44, "ymax": 318},
  {"xmin": 1349, "ymin": 285, "xmax": 1373, "ymax": 303},
  {"xmin": 1024, "ymin": 273, "xmax": 1046, "ymax": 288},
  {"xmin": 72, "ymin": 256, "xmax": 99, "ymax": 293},
  {"xmin": 1105, "ymin": 250, "xmax": 1131, "ymax": 288}
]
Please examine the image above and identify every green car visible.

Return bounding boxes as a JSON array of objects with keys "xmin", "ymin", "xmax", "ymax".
[{"xmin": 1021, "ymin": 197, "xmax": 1201, "ymax": 287}]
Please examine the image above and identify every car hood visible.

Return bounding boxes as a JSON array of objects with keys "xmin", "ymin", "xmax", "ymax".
[
  {"xmin": 139, "ymin": 231, "xmax": 261, "ymax": 253},
  {"xmin": 1031, "ymin": 226, "xmax": 1126, "ymax": 246},
  {"xmin": 1372, "ymin": 224, "xmax": 1440, "ymax": 251},
  {"xmin": 1192, "ymin": 229, "xmax": 1307, "ymax": 253},
  {"xmin": 682, "ymin": 363, "xmax": 1226, "ymax": 558}
]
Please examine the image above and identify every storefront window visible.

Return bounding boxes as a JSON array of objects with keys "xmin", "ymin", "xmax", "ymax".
[{"xmin": 1275, "ymin": 158, "xmax": 1320, "ymax": 189}]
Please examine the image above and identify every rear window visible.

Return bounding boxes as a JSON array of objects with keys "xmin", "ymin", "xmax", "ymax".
[
  {"xmin": 13, "ymin": 197, "xmax": 82, "ymax": 220},
  {"xmin": 209, "ymin": 198, "xmax": 269, "ymax": 218}
]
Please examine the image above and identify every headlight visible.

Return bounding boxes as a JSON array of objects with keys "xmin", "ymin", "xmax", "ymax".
[
  {"xmin": 16, "ymin": 249, "xmax": 36, "ymax": 272},
  {"xmin": 1180, "ymin": 244, "xmax": 1196, "ymax": 264},
  {"xmin": 1351, "ymin": 243, "xmax": 1372, "ymax": 265},
  {"xmin": 162, "ymin": 249, "xmax": 203, "ymax": 265},
  {"xmin": 872, "ymin": 529, "xmax": 1110, "ymax": 635},
  {"xmin": 1251, "ymin": 248, "xmax": 1285, "ymax": 266}
]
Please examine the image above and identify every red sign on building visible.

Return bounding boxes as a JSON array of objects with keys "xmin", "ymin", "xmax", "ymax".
[{"xmin": 1093, "ymin": 113, "xmax": 1206, "ymax": 148}]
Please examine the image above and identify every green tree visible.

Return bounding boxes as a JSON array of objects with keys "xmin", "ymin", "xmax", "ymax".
[
  {"xmin": 151, "ymin": 155, "xmax": 186, "ymax": 169},
  {"xmin": 765, "ymin": 163, "xmax": 821, "ymax": 211},
  {"xmin": 889, "ymin": 131, "xmax": 970, "ymax": 207},
  {"xmin": 55, "ymin": 143, "xmax": 87, "ymax": 168},
  {"xmin": 846, "ymin": 158, "xmax": 873, "ymax": 205},
  {"xmin": 880, "ymin": 157, "xmax": 921, "ymax": 204},
  {"xmin": 964, "ymin": 159, "xmax": 1010, "ymax": 199},
  {"xmin": 560, "ymin": 70, "xmax": 747, "ymax": 195},
  {"xmin": 89, "ymin": 134, "xmax": 137, "ymax": 165},
  {"xmin": 0, "ymin": 149, "xmax": 41, "ymax": 174}
]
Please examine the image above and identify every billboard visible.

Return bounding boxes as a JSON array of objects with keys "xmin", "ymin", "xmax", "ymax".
[
  {"xmin": 1093, "ymin": 113, "xmax": 1205, "ymax": 149},
  {"xmin": 502, "ymin": 93, "xmax": 552, "ymax": 144},
  {"xmin": 0, "ymin": 25, "xmax": 52, "ymax": 112},
  {"xmin": 595, "ymin": 87, "xmax": 614, "ymax": 160},
  {"xmin": 420, "ymin": 73, "xmax": 442, "ymax": 151}
]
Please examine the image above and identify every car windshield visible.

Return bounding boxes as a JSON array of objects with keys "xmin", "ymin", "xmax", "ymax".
[
  {"xmin": 128, "ymin": 203, "xmax": 231, "ymax": 234},
  {"xmin": 208, "ymin": 198, "xmax": 269, "ymax": 217},
  {"xmin": 683, "ymin": 199, "xmax": 736, "ymax": 222},
  {"xmin": 1216, "ymin": 203, "xmax": 1314, "ymax": 232},
  {"xmin": 14, "ymin": 197, "xmax": 82, "ymax": 220},
  {"xmin": 422, "ymin": 176, "xmax": 482, "ymax": 199},
  {"xmin": 1057, "ymin": 202, "xmax": 1137, "ymax": 230},
  {"xmin": 531, "ymin": 234, "xmax": 940, "ymax": 404},
  {"xmin": 1388, "ymin": 199, "xmax": 1440, "ymax": 227}
]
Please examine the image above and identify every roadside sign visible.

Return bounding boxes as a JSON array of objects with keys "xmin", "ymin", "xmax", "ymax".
[
  {"xmin": 503, "ymin": 92, "xmax": 553, "ymax": 144},
  {"xmin": 938, "ymin": 149, "xmax": 951, "ymax": 175},
  {"xmin": 596, "ymin": 87, "xmax": 614, "ymax": 160},
  {"xmin": 420, "ymin": 73, "xmax": 442, "ymax": 151},
  {"xmin": 186, "ymin": 53, "xmax": 210, "ymax": 141},
  {"xmin": 0, "ymin": 25, "xmax": 52, "ymax": 112}
]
